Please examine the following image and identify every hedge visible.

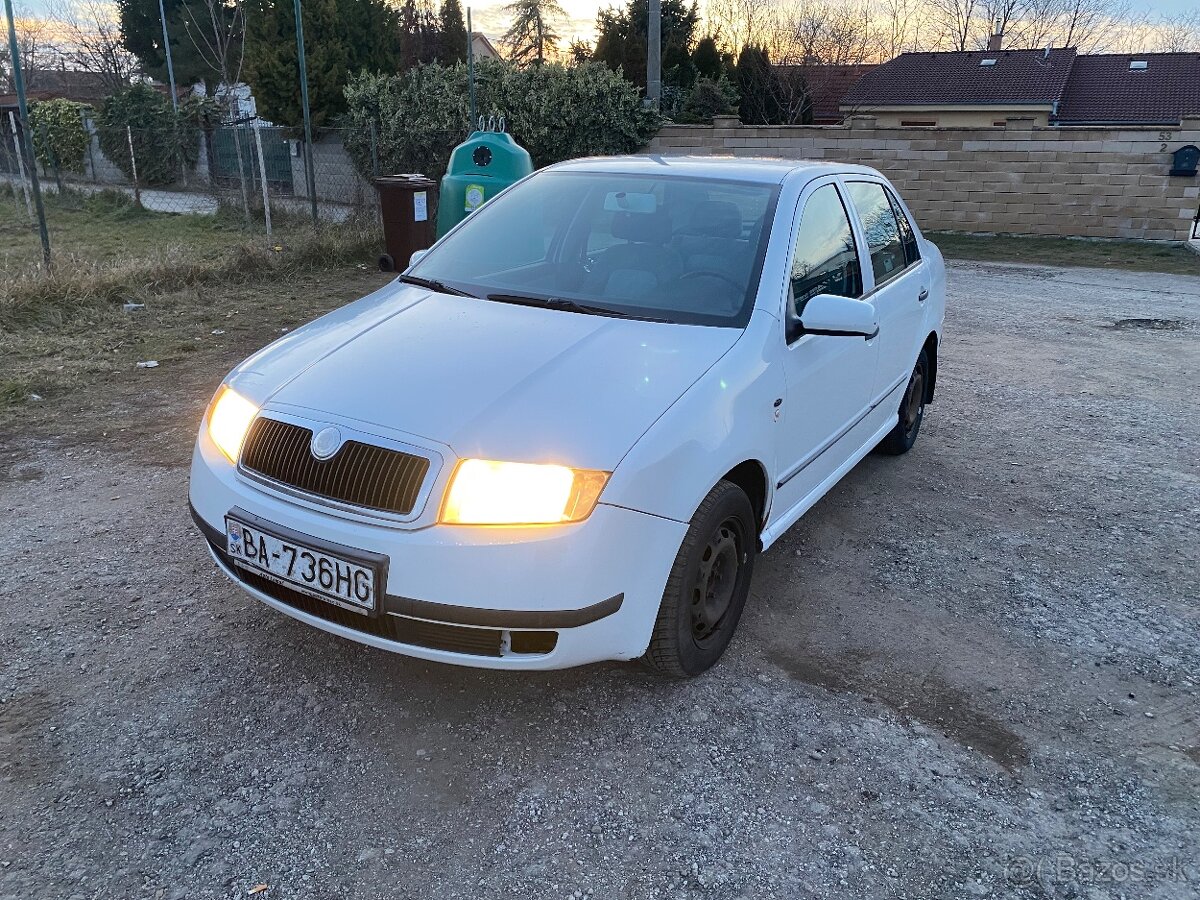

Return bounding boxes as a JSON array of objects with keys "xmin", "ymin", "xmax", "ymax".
[{"xmin": 342, "ymin": 59, "xmax": 661, "ymax": 181}]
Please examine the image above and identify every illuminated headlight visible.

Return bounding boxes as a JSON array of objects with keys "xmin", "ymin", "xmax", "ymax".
[
  {"xmin": 206, "ymin": 385, "xmax": 259, "ymax": 462},
  {"xmin": 440, "ymin": 459, "xmax": 610, "ymax": 525}
]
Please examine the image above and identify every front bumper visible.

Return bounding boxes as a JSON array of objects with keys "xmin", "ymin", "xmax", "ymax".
[{"xmin": 189, "ymin": 435, "xmax": 687, "ymax": 670}]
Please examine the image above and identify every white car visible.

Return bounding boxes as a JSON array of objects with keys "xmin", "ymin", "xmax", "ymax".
[{"xmin": 190, "ymin": 156, "xmax": 945, "ymax": 676}]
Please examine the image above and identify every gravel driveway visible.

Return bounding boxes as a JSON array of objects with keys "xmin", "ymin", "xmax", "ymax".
[{"xmin": 1, "ymin": 259, "xmax": 1197, "ymax": 900}]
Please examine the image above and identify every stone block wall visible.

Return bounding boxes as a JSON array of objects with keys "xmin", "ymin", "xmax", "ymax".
[{"xmin": 644, "ymin": 115, "xmax": 1200, "ymax": 241}]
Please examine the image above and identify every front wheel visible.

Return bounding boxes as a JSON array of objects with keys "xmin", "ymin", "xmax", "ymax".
[
  {"xmin": 877, "ymin": 348, "xmax": 929, "ymax": 456},
  {"xmin": 642, "ymin": 480, "xmax": 757, "ymax": 677}
]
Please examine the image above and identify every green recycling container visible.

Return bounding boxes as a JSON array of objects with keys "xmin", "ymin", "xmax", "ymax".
[{"xmin": 436, "ymin": 130, "xmax": 534, "ymax": 238}]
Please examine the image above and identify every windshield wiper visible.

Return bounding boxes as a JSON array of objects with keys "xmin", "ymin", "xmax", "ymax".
[
  {"xmin": 486, "ymin": 293, "xmax": 666, "ymax": 322},
  {"xmin": 398, "ymin": 274, "xmax": 479, "ymax": 298}
]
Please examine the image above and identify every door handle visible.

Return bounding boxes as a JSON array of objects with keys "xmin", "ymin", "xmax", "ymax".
[{"xmin": 917, "ymin": 288, "xmax": 929, "ymax": 302}]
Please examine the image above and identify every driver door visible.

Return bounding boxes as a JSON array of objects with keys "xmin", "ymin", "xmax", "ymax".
[{"xmin": 773, "ymin": 179, "xmax": 879, "ymax": 516}]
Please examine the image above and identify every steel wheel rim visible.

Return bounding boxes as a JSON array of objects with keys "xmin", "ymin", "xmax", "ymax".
[
  {"xmin": 691, "ymin": 518, "xmax": 742, "ymax": 645},
  {"xmin": 903, "ymin": 363, "xmax": 926, "ymax": 435}
]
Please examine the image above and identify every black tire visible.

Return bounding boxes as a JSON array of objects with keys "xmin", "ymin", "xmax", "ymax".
[
  {"xmin": 378, "ymin": 254, "xmax": 396, "ymax": 272},
  {"xmin": 877, "ymin": 348, "xmax": 929, "ymax": 456},
  {"xmin": 642, "ymin": 480, "xmax": 757, "ymax": 677}
]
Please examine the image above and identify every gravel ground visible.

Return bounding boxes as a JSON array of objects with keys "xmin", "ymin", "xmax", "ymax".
[{"xmin": 1, "ymin": 259, "xmax": 1198, "ymax": 900}]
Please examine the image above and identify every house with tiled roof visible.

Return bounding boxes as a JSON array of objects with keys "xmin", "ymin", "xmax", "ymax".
[
  {"xmin": 1054, "ymin": 53, "xmax": 1200, "ymax": 126},
  {"xmin": 840, "ymin": 47, "xmax": 1077, "ymax": 127},
  {"xmin": 840, "ymin": 44, "xmax": 1200, "ymax": 129}
]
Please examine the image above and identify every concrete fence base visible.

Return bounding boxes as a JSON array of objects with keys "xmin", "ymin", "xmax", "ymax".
[{"xmin": 644, "ymin": 115, "xmax": 1200, "ymax": 242}]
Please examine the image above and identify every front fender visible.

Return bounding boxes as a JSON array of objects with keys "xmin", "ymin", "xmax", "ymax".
[{"xmin": 601, "ymin": 309, "xmax": 783, "ymax": 525}]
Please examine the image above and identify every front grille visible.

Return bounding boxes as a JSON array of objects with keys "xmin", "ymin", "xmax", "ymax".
[{"xmin": 241, "ymin": 417, "xmax": 430, "ymax": 516}]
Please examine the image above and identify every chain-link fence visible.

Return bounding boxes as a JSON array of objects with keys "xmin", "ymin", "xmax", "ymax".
[{"xmin": 0, "ymin": 118, "xmax": 439, "ymax": 274}]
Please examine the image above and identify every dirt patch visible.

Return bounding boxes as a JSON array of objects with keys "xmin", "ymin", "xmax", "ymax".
[
  {"xmin": 768, "ymin": 644, "xmax": 1030, "ymax": 770},
  {"xmin": 1107, "ymin": 317, "xmax": 1191, "ymax": 331},
  {"xmin": 0, "ymin": 692, "xmax": 60, "ymax": 784}
]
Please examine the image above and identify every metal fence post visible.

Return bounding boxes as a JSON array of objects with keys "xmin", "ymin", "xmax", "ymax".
[
  {"xmin": 8, "ymin": 110, "xmax": 33, "ymax": 221},
  {"xmin": 126, "ymin": 125, "xmax": 142, "ymax": 208},
  {"xmin": 253, "ymin": 121, "xmax": 273, "ymax": 243},
  {"xmin": 4, "ymin": 0, "xmax": 51, "ymax": 267},
  {"xmin": 293, "ymin": 0, "xmax": 319, "ymax": 228}
]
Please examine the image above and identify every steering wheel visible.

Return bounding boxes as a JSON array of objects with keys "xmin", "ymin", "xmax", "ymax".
[{"xmin": 680, "ymin": 269, "xmax": 743, "ymax": 292}]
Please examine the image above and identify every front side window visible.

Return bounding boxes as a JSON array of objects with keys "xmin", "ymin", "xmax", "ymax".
[
  {"xmin": 409, "ymin": 171, "xmax": 778, "ymax": 327},
  {"xmin": 846, "ymin": 181, "xmax": 906, "ymax": 287},
  {"xmin": 789, "ymin": 183, "xmax": 863, "ymax": 313}
]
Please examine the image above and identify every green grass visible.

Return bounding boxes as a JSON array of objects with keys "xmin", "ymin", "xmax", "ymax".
[
  {"xmin": 931, "ymin": 231, "xmax": 1200, "ymax": 276},
  {"xmin": 0, "ymin": 185, "xmax": 283, "ymax": 275}
]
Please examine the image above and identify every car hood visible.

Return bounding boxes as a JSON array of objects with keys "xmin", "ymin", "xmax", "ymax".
[{"xmin": 237, "ymin": 282, "xmax": 741, "ymax": 470}]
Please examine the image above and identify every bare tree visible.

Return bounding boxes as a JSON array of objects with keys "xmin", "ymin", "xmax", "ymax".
[
  {"xmin": 1051, "ymin": 0, "xmax": 1128, "ymax": 51},
  {"xmin": 181, "ymin": 0, "xmax": 250, "ymax": 218},
  {"xmin": 1015, "ymin": 0, "xmax": 1063, "ymax": 49},
  {"xmin": 1, "ymin": 8, "xmax": 57, "ymax": 92},
  {"xmin": 47, "ymin": 0, "xmax": 138, "ymax": 93},
  {"xmin": 975, "ymin": 0, "xmax": 1024, "ymax": 47},
  {"xmin": 770, "ymin": 0, "xmax": 879, "ymax": 65},
  {"xmin": 923, "ymin": 0, "xmax": 976, "ymax": 50},
  {"xmin": 876, "ymin": 0, "xmax": 931, "ymax": 58},
  {"xmin": 704, "ymin": 0, "xmax": 774, "ymax": 57},
  {"xmin": 1146, "ymin": 10, "xmax": 1200, "ymax": 53}
]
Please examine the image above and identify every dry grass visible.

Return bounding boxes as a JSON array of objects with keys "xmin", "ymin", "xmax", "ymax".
[
  {"xmin": 1, "ymin": 189, "xmax": 388, "ymax": 417},
  {"xmin": 1, "ymin": 204, "xmax": 382, "ymax": 332},
  {"xmin": 0, "ymin": 265, "xmax": 391, "ymax": 424}
]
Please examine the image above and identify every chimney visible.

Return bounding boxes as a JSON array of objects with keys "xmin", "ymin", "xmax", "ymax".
[{"xmin": 988, "ymin": 17, "xmax": 1003, "ymax": 52}]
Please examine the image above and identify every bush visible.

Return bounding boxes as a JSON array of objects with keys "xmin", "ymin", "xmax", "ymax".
[
  {"xmin": 29, "ymin": 99, "xmax": 91, "ymax": 173},
  {"xmin": 96, "ymin": 84, "xmax": 200, "ymax": 186},
  {"xmin": 342, "ymin": 59, "xmax": 660, "ymax": 180},
  {"xmin": 670, "ymin": 76, "xmax": 740, "ymax": 124}
]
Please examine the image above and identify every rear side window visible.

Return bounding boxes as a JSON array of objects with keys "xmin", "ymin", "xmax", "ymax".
[
  {"xmin": 789, "ymin": 184, "xmax": 863, "ymax": 312},
  {"xmin": 886, "ymin": 188, "xmax": 920, "ymax": 266},
  {"xmin": 845, "ymin": 181, "xmax": 905, "ymax": 286}
]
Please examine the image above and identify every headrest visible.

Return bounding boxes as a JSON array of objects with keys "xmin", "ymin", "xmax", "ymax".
[
  {"xmin": 679, "ymin": 201, "xmax": 743, "ymax": 239},
  {"xmin": 611, "ymin": 210, "xmax": 670, "ymax": 244}
]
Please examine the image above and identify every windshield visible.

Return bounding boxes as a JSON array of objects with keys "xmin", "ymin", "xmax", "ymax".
[{"xmin": 409, "ymin": 170, "xmax": 779, "ymax": 327}]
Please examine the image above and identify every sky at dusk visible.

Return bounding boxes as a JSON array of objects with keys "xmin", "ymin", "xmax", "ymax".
[{"xmin": 14, "ymin": 0, "xmax": 1199, "ymax": 47}]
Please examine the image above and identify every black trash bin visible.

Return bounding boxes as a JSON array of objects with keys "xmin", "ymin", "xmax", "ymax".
[{"xmin": 374, "ymin": 174, "xmax": 438, "ymax": 272}]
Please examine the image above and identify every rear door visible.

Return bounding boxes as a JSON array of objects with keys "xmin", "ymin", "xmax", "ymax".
[
  {"xmin": 843, "ymin": 180, "xmax": 928, "ymax": 403},
  {"xmin": 773, "ymin": 179, "xmax": 879, "ymax": 514}
]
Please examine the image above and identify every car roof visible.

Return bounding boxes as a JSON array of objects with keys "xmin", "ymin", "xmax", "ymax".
[{"xmin": 544, "ymin": 155, "xmax": 884, "ymax": 185}]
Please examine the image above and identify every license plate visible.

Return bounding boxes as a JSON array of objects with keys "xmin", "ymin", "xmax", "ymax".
[{"xmin": 225, "ymin": 516, "xmax": 377, "ymax": 614}]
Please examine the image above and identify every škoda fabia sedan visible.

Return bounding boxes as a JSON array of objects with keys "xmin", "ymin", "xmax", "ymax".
[{"xmin": 190, "ymin": 156, "xmax": 945, "ymax": 676}]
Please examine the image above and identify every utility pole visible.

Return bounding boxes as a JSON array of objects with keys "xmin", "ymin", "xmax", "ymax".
[
  {"xmin": 646, "ymin": 0, "xmax": 661, "ymax": 107},
  {"xmin": 3, "ymin": 0, "xmax": 51, "ymax": 267},
  {"xmin": 293, "ymin": 0, "xmax": 319, "ymax": 227},
  {"xmin": 157, "ymin": 0, "xmax": 179, "ymax": 112},
  {"xmin": 467, "ymin": 7, "xmax": 476, "ymax": 129}
]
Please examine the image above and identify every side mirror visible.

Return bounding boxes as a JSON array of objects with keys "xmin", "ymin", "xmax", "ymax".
[
  {"xmin": 408, "ymin": 249, "xmax": 429, "ymax": 268},
  {"xmin": 797, "ymin": 293, "xmax": 878, "ymax": 339}
]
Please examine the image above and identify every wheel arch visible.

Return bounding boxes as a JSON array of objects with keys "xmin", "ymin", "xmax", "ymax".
[
  {"xmin": 922, "ymin": 331, "xmax": 939, "ymax": 403},
  {"xmin": 718, "ymin": 459, "xmax": 770, "ymax": 534}
]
